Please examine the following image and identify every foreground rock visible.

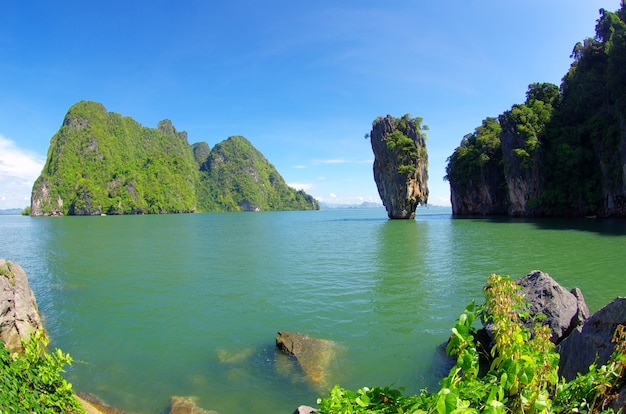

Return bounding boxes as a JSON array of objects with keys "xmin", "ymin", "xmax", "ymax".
[
  {"xmin": 370, "ymin": 114, "xmax": 428, "ymax": 219},
  {"xmin": 0, "ymin": 259, "xmax": 44, "ymax": 353},
  {"xmin": 480, "ymin": 270, "xmax": 589, "ymax": 348},
  {"xmin": 276, "ymin": 331, "xmax": 338, "ymax": 387},
  {"xmin": 558, "ymin": 297, "xmax": 626, "ymax": 381},
  {"xmin": 516, "ymin": 270, "xmax": 589, "ymax": 343}
]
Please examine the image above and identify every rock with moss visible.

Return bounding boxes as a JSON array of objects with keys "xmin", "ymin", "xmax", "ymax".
[
  {"xmin": 370, "ymin": 114, "xmax": 428, "ymax": 219},
  {"xmin": 0, "ymin": 260, "xmax": 44, "ymax": 353},
  {"xmin": 276, "ymin": 331, "xmax": 338, "ymax": 388}
]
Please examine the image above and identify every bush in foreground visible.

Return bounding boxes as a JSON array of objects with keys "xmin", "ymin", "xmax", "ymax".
[
  {"xmin": 317, "ymin": 274, "xmax": 626, "ymax": 413},
  {"xmin": 0, "ymin": 330, "xmax": 83, "ymax": 413}
]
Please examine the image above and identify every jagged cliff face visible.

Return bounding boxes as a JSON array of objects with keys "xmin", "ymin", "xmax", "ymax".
[
  {"xmin": 449, "ymin": 174, "xmax": 507, "ymax": 216},
  {"xmin": 596, "ymin": 111, "xmax": 626, "ymax": 216},
  {"xmin": 498, "ymin": 116, "xmax": 544, "ymax": 217},
  {"xmin": 370, "ymin": 115, "xmax": 428, "ymax": 219},
  {"xmin": 446, "ymin": 117, "xmax": 508, "ymax": 215}
]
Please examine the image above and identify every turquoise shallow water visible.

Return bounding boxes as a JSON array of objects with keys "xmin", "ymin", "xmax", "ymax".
[{"xmin": 1, "ymin": 208, "xmax": 625, "ymax": 413}]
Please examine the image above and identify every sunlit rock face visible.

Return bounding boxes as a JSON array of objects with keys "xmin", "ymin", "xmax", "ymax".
[
  {"xmin": 370, "ymin": 115, "xmax": 428, "ymax": 219},
  {"xmin": 0, "ymin": 260, "xmax": 44, "ymax": 354}
]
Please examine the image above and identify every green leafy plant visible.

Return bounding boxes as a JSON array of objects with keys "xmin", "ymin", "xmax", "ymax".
[
  {"xmin": 316, "ymin": 274, "xmax": 626, "ymax": 413},
  {"xmin": 0, "ymin": 330, "xmax": 83, "ymax": 413}
]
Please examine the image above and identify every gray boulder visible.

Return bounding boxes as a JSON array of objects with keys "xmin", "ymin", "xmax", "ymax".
[
  {"xmin": 276, "ymin": 331, "xmax": 338, "ymax": 387},
  {"xmin": 557, "ymin": 297, "xmax": 626, "ymax": 381},
  {"xmin": 0, "ymin": 259, "xmax": 44, "ymax": 353},
  {"xmin": 516, "ymin": 270, "xmax": 589, "ymax": 344}
]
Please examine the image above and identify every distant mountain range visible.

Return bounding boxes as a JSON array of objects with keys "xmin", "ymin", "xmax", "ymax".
[
  {"xmin": 319, "ymin": 201, "xmax": 383, "ymax": 209},
  {"xmin": 0, "ymin": 208, "xmax": 23, "ymax": 215}
]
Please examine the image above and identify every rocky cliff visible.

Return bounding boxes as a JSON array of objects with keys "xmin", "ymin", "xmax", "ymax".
[
  {"xmin": 498, "ymin": 108, "xmax": 545, "ymax": 217},
  {"xmin": 0, "ymin": 260, "xmax": 43, "ymax": 353},
  {"xmin": 446, "ymin": 117, "xmax": 508, "ymax": 215},
  {"xmin": 445, "ymin": 5, "xmax": 626, "ymax": 217},
  {"xmin": 370, "ymin": 114, "xmax": 428, "ymax": 219},
  {"xmin": 31, "ymin": 101, "xmax": 318, "ymax": 215}
]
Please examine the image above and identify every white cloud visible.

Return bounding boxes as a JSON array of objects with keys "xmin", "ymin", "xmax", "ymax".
[
  {"xmin": 293, "ymin": 165, "xmax": 307, "ymax": 169},
  {"xmin": 313, "ymin": 159, "xmax": 350, "ymax": 164},
  {"xmin": 288, "ymin": 182, "xmax": 314, "ymax": 191},
  {"xmin": 0, "ymin": 135, "xmax": 45, "ymax": 209},
  {"xmin": 329, "ymin": 193, "xmax": 337, "ymax": 198}
]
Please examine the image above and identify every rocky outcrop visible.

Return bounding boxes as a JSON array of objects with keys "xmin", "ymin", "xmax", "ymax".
[
  {"xmin": 515, "ymin": 270, "xmax": 589, "ymax": 343},
  {"xmin": 276, "ymin": 331, "xmax": 338, "ymax": 387},
  {"xmin": 0, "ymin": 259, "xmax": 44, "ymax": 353},
  {"xmin": 370, "ymin": 115, "xmax": 428, "ymax": 219},
  {"xmin": 557, "ymin": 297, "xmax": 626, "ymax": 381}
]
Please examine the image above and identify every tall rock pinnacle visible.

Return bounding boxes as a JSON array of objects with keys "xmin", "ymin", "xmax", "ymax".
[{"xmin": 370, "ymin": 114, "xmax": 429, "ymax": 219}]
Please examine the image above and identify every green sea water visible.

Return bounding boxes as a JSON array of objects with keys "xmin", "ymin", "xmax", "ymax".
[{"xmin": 1, "ymin": 208, "xmax": 625, "ymax": 413}]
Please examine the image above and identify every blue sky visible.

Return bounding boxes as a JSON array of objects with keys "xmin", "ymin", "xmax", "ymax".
[{"xmin": 0, "ymin": 1, "xmax": 622, "ymax": 209}]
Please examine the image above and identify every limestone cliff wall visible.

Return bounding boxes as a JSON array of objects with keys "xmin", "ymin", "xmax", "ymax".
[
  {"xmin": 499, "ymin": 116, "xmax": 544, "ymax": 217},
  {"xmin": 598, "ymin": 115, "xmax": 626, "ymax": 216}
]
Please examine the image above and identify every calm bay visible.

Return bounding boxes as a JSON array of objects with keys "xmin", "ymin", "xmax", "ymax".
[{"xmin": 1, "ymin": 208, "xmax": 625, "ymax": 413}]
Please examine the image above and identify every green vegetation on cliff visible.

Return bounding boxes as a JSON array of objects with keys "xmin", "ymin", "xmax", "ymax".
[
  {"xmin": 374, "ymin": 114, "xmax": 428, "ymax": 175},
  {"xmin": 31, "ymin": 102, "xmax": 318, "ymax": 215},
  {"xmin": 197, "ymin": 136, "xmax": 319, "ymax": 212},
  {"xmin": 445, "ymin": 4, "xmax": 626, "ymax": 217}
]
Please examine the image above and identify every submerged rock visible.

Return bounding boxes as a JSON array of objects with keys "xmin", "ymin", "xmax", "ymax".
[
  {"xmin": 0, "ymin": 259, "xmax": 44, "ymax": 353},
  {"xmin": 76, "ymin": 393, "xmax": 128, "ymax": 414},
  {"xmin": 370, "ymin": 114, "xmax": 428, "ymax": 219},
  {"xmin": 276, "ymin": 331, "xmax": 338, "ymax": 387},
  {"xmin": 170, "ymin": 396, "xmax": 217, "ymax": 414},
  {"xmin": 293, "ymin": 406, "xmax": 317, "ymax": 414}
]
